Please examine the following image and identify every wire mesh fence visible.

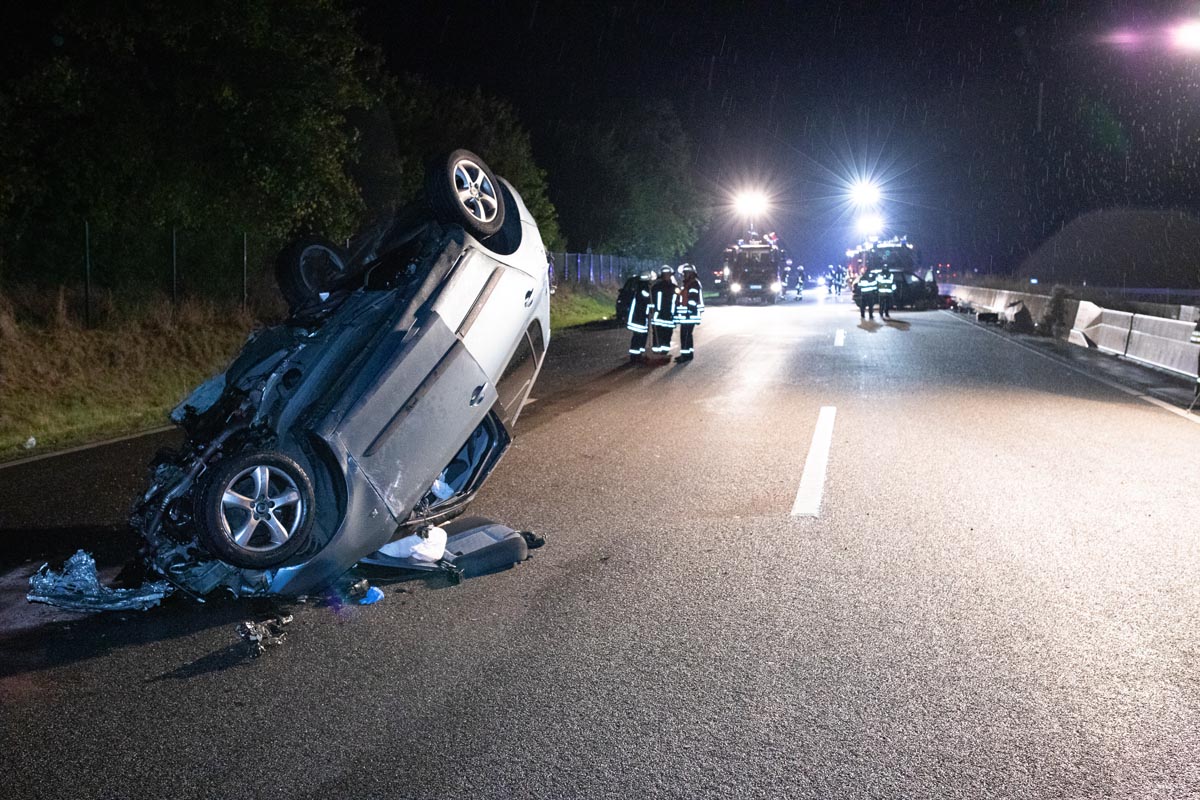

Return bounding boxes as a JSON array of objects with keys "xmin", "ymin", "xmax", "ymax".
[
  {"xmin": 547, "ymin": 251, "xmax": 661, "ymax": 287},
  {"xmin": 0, "ymin": 221, "xmax": 663, "ymax": 327}
]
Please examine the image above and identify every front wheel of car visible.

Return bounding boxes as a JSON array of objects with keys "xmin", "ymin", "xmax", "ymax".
[
  {"xmin": 425, "ymin": 149, "xmax": 506, "ymax": 238},
  {"xmin": 275, "ymin": 236, "xmax": 350, "ymax": 312},
  {"xmin": 196, "ymin": 451, "xmax": 316, "ymax": 569}
]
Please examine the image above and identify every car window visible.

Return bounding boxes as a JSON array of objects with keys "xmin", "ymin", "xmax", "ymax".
[{"xmin": 495, "ymin": 322, "xmax": 544, "ymax": 422}]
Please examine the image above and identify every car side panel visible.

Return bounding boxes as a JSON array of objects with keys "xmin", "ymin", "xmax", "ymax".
[
  {"xmin": 461, "ymin": 263, "xmax": 539, "ymax": 384},
  {"xmin": 316, "ymin": 312, "xmax": 496, "ymax": 519}
]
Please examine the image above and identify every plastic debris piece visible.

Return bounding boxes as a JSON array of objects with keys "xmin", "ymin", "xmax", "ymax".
[
  {"xmin": 376, "ymin": 525, "xmax": 447, "ymax": 563},
  {"xmin": 358, "ymin": 586, "xmax": 384, "ymax": 605},
  {"xmin": 23, "ymin": 436, "xmax": 36, "ymax": 450},
  {"xmin": 519, "ymin": 531, "xmax": 546, "ymax": 549},
  {"xmin": 28, "ymin": 550, "xmax": 174, "ymax": 612},
  {"xmin": 237, "ymin": 615, "xmax": 292, "ymax": 657}
]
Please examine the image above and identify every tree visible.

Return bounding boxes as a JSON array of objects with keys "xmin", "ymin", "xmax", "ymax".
[
  {"xmin": 0, "ymin": 0, "xmax": 380, "ymax": 292},
  {"xmin": 542, "ymin": 101, "xmax": 709, "ymax": 260},
  {"xmin": 355, "ymin": 74, "xmax": 563, "ymax": 250}
]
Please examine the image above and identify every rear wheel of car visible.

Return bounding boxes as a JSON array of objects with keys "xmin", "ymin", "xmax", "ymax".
[
  {"xmin": 196, "ymin": 451, "xmax": 316, "ymax": 570},
  {"xmin": 425, "ymin": 149, "xmax": 506, "ymax": 238},
  {"xmin": 275, "ymin": 236, "xmax": 350, "ymax": 312}
]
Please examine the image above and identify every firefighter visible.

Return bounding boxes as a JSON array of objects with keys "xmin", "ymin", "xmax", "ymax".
[
  {"xmin": 650, "ymin": 265, "xmax": 678, "ymax": 357},
  {"xmin": 625, "ymin": 271, "xmax": 654, "ymax": 362},
  {"xmin": 877, "ymin": 268, "xmax": 895, "ymax": 320},
  {"xmin": 857, "ymin": 270, "xmax": 879, "ymax": 320},
  {"xmin": 674, "ymin": 263, "xmax": 704, "ymax": 361}
]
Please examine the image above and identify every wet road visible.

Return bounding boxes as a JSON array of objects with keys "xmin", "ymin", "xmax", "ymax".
[{"xmin": 3, "ymin": 293, "xmax": 1199, "ymax": 799}]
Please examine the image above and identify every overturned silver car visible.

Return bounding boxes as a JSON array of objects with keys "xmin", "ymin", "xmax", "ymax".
[{"xmin": 131, "ymin": 150, "xmax": 550, "ymax": 598}]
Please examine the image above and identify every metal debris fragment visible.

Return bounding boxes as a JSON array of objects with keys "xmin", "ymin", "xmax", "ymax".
[
  {"xmin": 27, "ymin": 550, "xmax": 174, "ymax": 612},
  {"xmin": 236, "ymin": 615, "xmax": 293, "ymax": 657},
  {"xmin": 346, "ymin": 579, "xmax": 371, "ymax": 602}
]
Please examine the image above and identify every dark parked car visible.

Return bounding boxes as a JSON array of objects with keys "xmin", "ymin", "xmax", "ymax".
[{"xmin": 132, "ymin": 150, "xmax": 551, "ymax": 598}]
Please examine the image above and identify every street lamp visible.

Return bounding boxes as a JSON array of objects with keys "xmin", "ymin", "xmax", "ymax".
[
  {"xmin": 857, "ymin": 213, "xmax": 884, "ymax": 237},
  {"xmin": 849, "ymin": 179, "xmax": 881, "ymax": 208},
  {"xmin": 734, "ymin": 190, "xmax": 769, "ymax": 234},
  {"xmin": 1170, "ymin": 20, "xmax": 1200, "ymax": 52}
]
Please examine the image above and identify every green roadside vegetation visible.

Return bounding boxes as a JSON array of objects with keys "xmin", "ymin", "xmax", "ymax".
[
  {"xmin": 0, "ymin": 295, "xmax": 252, "ymax": 461},
  {"xmin": 1, "ymin": 285, "xmax": 621, "ymax": 463},
  {"xmin": 549, "ymin": 284, "xmax": 619, "ymax": 332}
]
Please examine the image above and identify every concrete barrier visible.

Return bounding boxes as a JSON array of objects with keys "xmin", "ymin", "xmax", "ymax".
[
  {"xmin": 946, "ymin": 283, "xmax": 1200, "ymax": 379},
  {"xmin": 943, "ymin": 284, "xmax": 1061, "ymax": 332},
  {"xmin": 1068, "ymin": 301, "xmax": 1133, "ymax": 355},
  {"xmin": 1125, "ymin": 314, "xmax": 1200, "ymax": 377}
]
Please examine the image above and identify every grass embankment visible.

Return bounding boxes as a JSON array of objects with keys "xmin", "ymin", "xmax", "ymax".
[
  {"xmin": 0, "ymin": 292, "xmax": 254, "ymax": 461},
  {"xmin": 549, "ymin": 283, "xmax": 618, "ymax": 331},
  {"xmin": 0, "ymin": 283, "xmax": 620, "ymax": 462}
]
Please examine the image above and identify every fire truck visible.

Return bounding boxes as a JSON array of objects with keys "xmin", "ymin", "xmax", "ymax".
[
  {"xmin": 847, "ymin": 236, "xmax": 940, "ymax": 309},
  {"xmin": 716, "ymin": 232, "xmax": 787, "ymax": 304}
]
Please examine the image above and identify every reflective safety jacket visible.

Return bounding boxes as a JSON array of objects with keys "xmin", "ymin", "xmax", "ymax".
[
  {"xmin": 876, "ymin": 271, "xmax": 895, "ymax": 295},
  {"xmin": 626, "ymin": 284, "xmax": 653, "ymax": 333},
  {"xmin": 675, "ymin": 276, "xmax": 704, "ymax": 325},
  {"xmin": 651, "ymin": 278, "xmax": 678, "ymax": 327},
  {"xmin": 857, "ymin": 274, "xmax": 879, "ymax": 294}
]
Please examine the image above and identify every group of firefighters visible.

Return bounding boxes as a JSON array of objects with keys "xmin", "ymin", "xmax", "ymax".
[
  {"xmin": 854, "ymin": 268, "xmax": 896, "ymax": 321},
  {"xmin": 626, "ymin": 264, "xmax": 704, "ymax": 363}
]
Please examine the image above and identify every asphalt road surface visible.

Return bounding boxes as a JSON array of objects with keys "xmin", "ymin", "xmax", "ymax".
[{"xmin": 3, "ymin": 292, "xmax": 1199, "ymax": 799}]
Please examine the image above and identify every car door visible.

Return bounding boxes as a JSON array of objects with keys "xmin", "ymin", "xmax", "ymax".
[
  {"xmin": 458, "ymin": 258, "xmax": 539, "ymax": 385},
  {"xmin": 325, "ymin": 310, "xmax": 497, "ymax": 520}
]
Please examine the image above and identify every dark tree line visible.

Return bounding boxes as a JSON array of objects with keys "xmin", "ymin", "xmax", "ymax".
[{"xmin": 0, "ymin": 0, "xmax": 707, "ymax": 297}]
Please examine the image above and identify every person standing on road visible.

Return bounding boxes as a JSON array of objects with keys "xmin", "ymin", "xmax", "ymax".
[
  {"xmin": 625, "ymin": 271, "xmax": 654, "ymax": 363},
  {"xmin": 877, "ymin": 268, "xmax": 895, "ymax": 320},
  {"xmin": 650, "ymin": 265, "xmax": 678, "ymax": 358},
  {"xmin": 674, "ymin": 263, "xmax": 704, "ymax": 362},
  {"xmin": 857, "ymin": 270, "xmax": 879, "ymax": 320}
]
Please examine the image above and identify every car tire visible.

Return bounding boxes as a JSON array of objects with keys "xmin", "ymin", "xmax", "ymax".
[
  {"xmin": 275, "ymin": 236, "xmax": 350, "ymax": 311},
  {"xmin": 196, "ymin": 451, "xmax": 316, "ymax": 570},
  {"xmin": 425, "ymin": 149, "xmax": 506, "ymax": 238}
]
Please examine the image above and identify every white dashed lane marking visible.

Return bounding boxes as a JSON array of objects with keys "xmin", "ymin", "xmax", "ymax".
[
  {"xmin": 834, "ymin": 329, "xmax": 845, "ymax": 347},
  {"xmin": 791, "ymin": 406, "xmax": 837, "ymax": 517}
]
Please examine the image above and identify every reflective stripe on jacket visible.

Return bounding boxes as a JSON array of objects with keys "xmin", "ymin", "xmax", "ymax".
[
  {"xmin": 651, "ymin": 280, "xmax": 677, "ymax": 327},
  {"xmin": 674, "ymin": 278, "xmax": 704, "ymax": 325},
  {"xmin": 877, "ymin": 273, "xmax": 895, "ymax": 294},
  {"xmin": 626, "ymin": 288, "xmax": 652, "ymax": 332},
  {"xmin": 858, "ymin": 276, "xmax": 878, "ymax": 293}
]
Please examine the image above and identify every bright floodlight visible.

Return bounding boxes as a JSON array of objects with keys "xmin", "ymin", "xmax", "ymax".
[
  {"xmin": 849, "ymin": 179, "xmax": 881, "ymax": 208},
  {"xmin": 1170, "ymin": 20, "xmax": 1200, "ymax": 51},
  {"xmin": 857, "ymin": 214, "xmax": 884, "ymax": 236},
  {"xmin": 734, "ymin": 191, "xmax": 768, "ymax": 218}
]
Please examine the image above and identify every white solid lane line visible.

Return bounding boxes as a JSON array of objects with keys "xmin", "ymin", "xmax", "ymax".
[
  {"xmin": 941, "ymin": 311, "xmax": 1200, "ymax": 425},
  {"xmin": 791, "ymin": 406, "xmax": 837, "ymax": 517},
  {"xmin": 834, "ymin": 329, "xmax": 846, "ymax": 347}
]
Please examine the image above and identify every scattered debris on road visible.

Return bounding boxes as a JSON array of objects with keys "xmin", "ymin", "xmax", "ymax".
[
  {"xmin": 346, "ymin": 579, "xmax": 385, "ymax": 605},
  {"xmin": 27, "ymin": 550, "xmax": 174, "ymax": 612},
  {"xmin": 236, "ymin": 614, "xmax": 293, "ymax": 658}
]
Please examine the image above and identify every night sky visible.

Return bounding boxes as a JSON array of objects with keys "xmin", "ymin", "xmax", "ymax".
[{"xmin": 361, "ymin": 0, "xmax": 1200, "ymax": 274}]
